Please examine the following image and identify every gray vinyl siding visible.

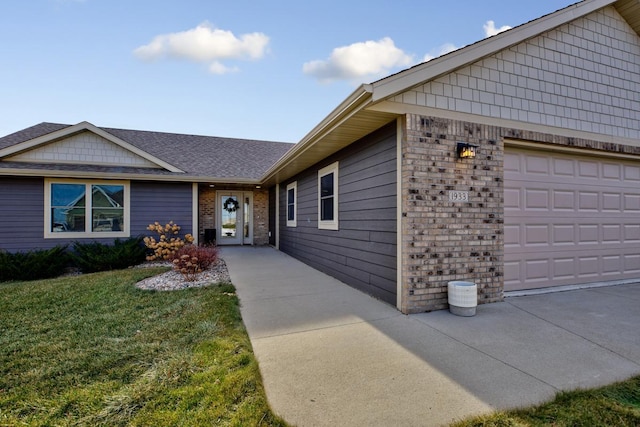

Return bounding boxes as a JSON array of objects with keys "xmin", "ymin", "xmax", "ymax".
[
  {"xmin": 130, "ymin": 181, "xmax": 193, "ymax": 238},
  {"xmin": 1, "ymin": 177, "xmax": 46, "ymax": 252},
  {"xmin": 278, "ymin": 122, "xmax": 397, "ymax": 304},
  {"xmin": 0, "ymin": 177, "xmax": 193, "ymax": 252}
]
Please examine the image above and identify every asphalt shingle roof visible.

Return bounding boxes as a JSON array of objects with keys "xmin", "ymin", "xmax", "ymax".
[{"xmin": 0, "ymin": 122, "xmax": 294, "ymax": 180}]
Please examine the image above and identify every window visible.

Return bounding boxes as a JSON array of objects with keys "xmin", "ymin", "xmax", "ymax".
[
  {"xmin": 318, "ymin": 162, "xmax": 338, "ymax": 230},
  {"xmin": 45, "ymin": 179, "xmax": 130, "ymax": 238},
  {"xmin": 286, "ymin": 181, "xmax": 297, "ymax": 227}
]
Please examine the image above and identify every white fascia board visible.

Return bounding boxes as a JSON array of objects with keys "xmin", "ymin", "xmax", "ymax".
[
  {"xmin": 0, "ymin": 121, "xmax": 184, "ymax": 173},
  {"xmin": 260, "ymin": 85, "xmax": 373, "ymax": 183},
  {"xmin": 371, "ymin": 0, "xmax": 616, "ymax": 102}
]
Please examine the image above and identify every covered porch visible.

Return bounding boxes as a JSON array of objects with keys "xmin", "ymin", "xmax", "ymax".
[{"xmin": 196, "ymin": 184, "xmax": 271, "ymax": 246}]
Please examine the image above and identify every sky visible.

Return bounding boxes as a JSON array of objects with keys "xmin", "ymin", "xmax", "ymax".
[{"xmin": 1, "ymin": 0, "xmax": 577, "ymax": 143}]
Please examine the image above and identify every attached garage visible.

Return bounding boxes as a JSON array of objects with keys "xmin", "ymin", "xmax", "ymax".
[{"xmin": 504, "ymin": 145, "xmax": 640, "ymax": 292}]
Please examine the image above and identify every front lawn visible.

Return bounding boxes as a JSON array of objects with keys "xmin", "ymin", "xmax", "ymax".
[
  {"xmin": 452, "ymin": 375, "xmax": 640, "ymax": 426},
  {"xmin": 0, "ymin": 268, "xmax": 286, "ymax": 426}
]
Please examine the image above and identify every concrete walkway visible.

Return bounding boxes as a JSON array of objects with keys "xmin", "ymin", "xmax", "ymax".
[{"xmin": 221, "ymin": 246, "xmax": 640, "ymax": 427}]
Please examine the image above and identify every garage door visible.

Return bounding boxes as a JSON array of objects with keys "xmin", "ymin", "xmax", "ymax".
[{"xmin": 504, "ymin": 147, "xmax": 640, "ymax": 292}]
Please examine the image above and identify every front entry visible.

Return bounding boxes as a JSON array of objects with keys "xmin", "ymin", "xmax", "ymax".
[{"xmin": 217, "ymin": 192, "xmax": 253, "ymax": 245}]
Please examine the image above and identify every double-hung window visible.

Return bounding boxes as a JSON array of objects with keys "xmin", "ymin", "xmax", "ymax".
[
  {"xmin": 45, "ymin": 179, "xmax": 130, "ymax": 238},
  {"xmin": 286, "ymin": 181, "xmax": 297, "ymax": 227},
  {"xmin": 318, "ymin": 162, "xmax": 339, "ymax": 230}
]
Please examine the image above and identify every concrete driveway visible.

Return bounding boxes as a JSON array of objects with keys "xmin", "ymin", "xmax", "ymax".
[{"xmin": 221, "ymin": 246, "xmax": 640, "ymax": 427}]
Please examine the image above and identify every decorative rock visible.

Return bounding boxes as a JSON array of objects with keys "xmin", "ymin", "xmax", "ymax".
[{"xmin": 135, "ymin": 259, "xmax": 231, "ymax": 291}]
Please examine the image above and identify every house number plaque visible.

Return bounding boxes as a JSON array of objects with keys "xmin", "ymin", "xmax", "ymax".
[{"xmin": 449, "ymin": 191, "xmax": 469, "ymax": 202}]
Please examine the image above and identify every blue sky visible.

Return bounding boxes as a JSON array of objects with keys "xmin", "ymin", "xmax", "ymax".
[{"xmin": 1, "ymin": 0, "xmax": 576, "ymax": 143}]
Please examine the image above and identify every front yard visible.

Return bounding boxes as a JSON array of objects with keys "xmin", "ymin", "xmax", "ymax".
[{"xmin": 0, "ymin": 267, "xmax": 285, "ymax": 426}]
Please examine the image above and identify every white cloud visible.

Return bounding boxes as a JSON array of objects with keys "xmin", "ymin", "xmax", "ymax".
[
  {"xmin": 134, "ymin": 22, "xmax": 269, "ymax": 74},
  {"xmin": 303, "ymin": 37, "xmax": 414, "ymax": 83},
  {"xmin": 483, "ymin": 20, "xmax": 512, "ymax": 37},
  {"xmin": 422, "ymin": 43, "xmax": 459, "ymax": 63}
]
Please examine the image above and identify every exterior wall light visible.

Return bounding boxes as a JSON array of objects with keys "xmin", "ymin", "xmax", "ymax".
[{"xmin": 457, "ymin": 142, "xmax": 477, "ymax": 159}]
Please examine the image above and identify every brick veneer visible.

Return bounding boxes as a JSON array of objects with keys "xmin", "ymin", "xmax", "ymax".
[
  {"xmin": 198, "ymin": 187, "xmax": 216, "ymax": 242},
  {"xmin": 401, "ymin": 115, "xmax": 504, "ymax": 313},
  {"xmin": 253, "ymin": 189, "xmax": 269, "ymax": 245},
  {"xmin": 197, "ymin": 186, "xmax": 269, "ymax": 246},
  {"xmin": 400, "ymin": 113, "xmax": 640, "ymax": 313}
]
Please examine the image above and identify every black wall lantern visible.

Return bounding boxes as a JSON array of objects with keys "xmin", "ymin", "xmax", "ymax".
[{"xmin": 457, "ymin": 142, "xmax": 477, "ymax": 159}]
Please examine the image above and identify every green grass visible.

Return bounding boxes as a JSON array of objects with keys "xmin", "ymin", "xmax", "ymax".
[
  {"xmin": 0, "ymin": 268, "xmax": 286, "ymax": 426},
  {"xmin": 452, "ymin": 375, "xmax": 640, "ymax": 427}
]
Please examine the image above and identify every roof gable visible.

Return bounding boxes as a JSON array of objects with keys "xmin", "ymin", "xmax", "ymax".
[
  {"xmin": 0, "ymin": 121, "xmax": 183, "ymax": 173},
  {"xmin": 370, "ymin": 0, "xmax": 618, "ymax": 101},
  {"xmin": 379, "ymin": 4, "xmax": 640, "ymax": 143},
  {"xmin": 5, "ymin": 130, "xmax": 160, "ymax": 168},
  {"xmin": 0, "ymin": 121, "xmax": 294, "ymax": 182}
]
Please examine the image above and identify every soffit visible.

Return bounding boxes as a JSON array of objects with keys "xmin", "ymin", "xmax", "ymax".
[
  {"xmin": 261, "ymin": 107, "xmax": 398, "ymax": 187},
  {"xmin": 615, "ymin": 0, "xmax": 640, "ymax": 36}
]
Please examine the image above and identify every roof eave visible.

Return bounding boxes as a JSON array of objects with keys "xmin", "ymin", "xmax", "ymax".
[
  {"xmin": 0, "ymin": 121, "xmax": 185, "ymax": 173},
  {"xmin": 371, "ymin": 0, "xmax": 617, "ymax": 102},
  {"xmin": 260, "ymin": 84, "xmax": 375, "ymax": 186},
  {"xmin": 0, "ymin": 167, "xmax": 262, "ymax": 184}
]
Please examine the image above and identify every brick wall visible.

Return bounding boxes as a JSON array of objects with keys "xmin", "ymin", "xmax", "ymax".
[
  {"xmin": 401, "ymin": 115, "xmax": 504, "ymax": 313},
  {"xmin": 253, "ymin": 189, "xmax": 269, "ymax": 245},
  {"xmin": 198, "ymin": 187, "xmax": 216, "ymax": 243},
  {"xmin": 197, "ymin": 186, "xmax": 269, "ymax": 246},
  {"xmin": 400, "ymin": 113, "xmax": 640, "ymax": 313}
]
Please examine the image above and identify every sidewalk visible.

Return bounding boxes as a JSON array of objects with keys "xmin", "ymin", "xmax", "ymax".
[{"xmin": 222, "ymin": 246, "xmax": 640, "ymax": 427}]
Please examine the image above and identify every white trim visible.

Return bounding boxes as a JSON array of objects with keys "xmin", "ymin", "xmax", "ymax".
[
  {"xmin": 368, "ymin": 100, "xmax": 640, "ymax": 149},
  {"xmin": 370, "ymin": 0, "xmax": 616, "ymax": 101},
  {"xmin": 44, "ymin": 178, "xmax": 130, "ymax": 239},
  {"xmin": 275, "ymin": 184, "xmax": 280, "ymax": 249},
  {"xmin": 0, "ymin": 121, "xmax": 184, "ymax": 173},
  {"xmin": 286, "ymin": 181, "xmax": 297, "ymax": 227},
  {"xmin": 396, "ymin": 118, "xmax": 404, "ymax": 311},
  {"xmin": 192, "ymin": 183, "xmax": 199, "ymax": 245},
  {"xmin": 318, "ymin": 161, "xmax": 339, "ymax": 231},
  {"xmin": 261, "ymin": 86, "xmax": 372, "ymax": 183}
]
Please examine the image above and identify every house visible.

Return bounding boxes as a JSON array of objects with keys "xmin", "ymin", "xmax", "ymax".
[
  {"xmin": 2, "ymin": 0, "xmax": 640, "ymax": 313},
  {"xmin": 0, "ymin": 121, "xmax": 293, "ymax": 252}
]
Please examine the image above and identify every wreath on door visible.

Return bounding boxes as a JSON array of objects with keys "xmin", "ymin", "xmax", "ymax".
[{"xmin": 223, "ymin": 197, "xmax": 239, "ymax": 213}]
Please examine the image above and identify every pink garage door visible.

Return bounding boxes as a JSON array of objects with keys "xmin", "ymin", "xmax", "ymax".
[{"xmin": 504, "ymin": 147, "xmax": 640, "ymax": 291}]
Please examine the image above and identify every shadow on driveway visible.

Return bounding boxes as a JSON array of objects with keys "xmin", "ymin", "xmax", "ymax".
[{"xmin": 221, "ymin": 246, "xmax": 640, "ymax": 427}]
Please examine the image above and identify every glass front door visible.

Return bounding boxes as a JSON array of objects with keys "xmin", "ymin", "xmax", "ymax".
[{"xmin": 217, "ymin": 192, "xmax": 253, "ymax": 245}]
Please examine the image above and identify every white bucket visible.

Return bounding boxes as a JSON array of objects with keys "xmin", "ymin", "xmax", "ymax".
[{"xmin": 448, "ymin": 281, "xmax": 478, "ymax": 317}]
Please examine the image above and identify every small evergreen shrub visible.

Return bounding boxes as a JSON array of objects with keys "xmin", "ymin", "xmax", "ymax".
[
  {"xmin": 70, "ymin": 237, "xmax": 147, "ymax": 273},
  {"xmin": 0, "ymin": 245, "xmax": 69, "ymax": 282},
  {"xmin": 171, "ymin": 245, "xmax": 218, "ymax": 281}
]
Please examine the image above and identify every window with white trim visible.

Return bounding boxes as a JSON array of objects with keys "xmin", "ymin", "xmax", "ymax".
[
  {"xmin": 286, "ymin": 181, "xmax": 297, "ymax": 227},
  {"xmin": 45, "ymin": 179, "xmax": 130, "ymax": 238},
  {"xmin": 318, "ymin": 162, "xmax": 339, "ymax": 230}
]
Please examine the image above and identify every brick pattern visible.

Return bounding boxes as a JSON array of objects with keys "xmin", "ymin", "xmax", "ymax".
[
  {"xmin": 401, "ymin": 113, "xmax": 640, "ymax": 313},
  {"xmin": 8, "ymin": 131, "xmax": 158, "ymax": 167},
  {"xmin": 253, "ymin": 189, "xmax": 269, "ymax": 245},
  {"xmin": 395, "ymin": 6, "xmax": 640, "ymax": 141},
  {"xmin": 401, "ymin": 115, "xmax": 505, "ymax": 313},
  {"xmin": 198, "ymin": 187, "xmax": 216, "ymax": 241},
  {"xmin": 197, "ymin": 186, "xmax": 269, "ymax": 246}
]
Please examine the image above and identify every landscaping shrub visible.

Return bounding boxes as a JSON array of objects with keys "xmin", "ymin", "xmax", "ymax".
[
  {"xmin": 144, "ymin": 221, "xmax": 194, "ymax": 261},
  {"xmin": 171, "ymin": 245, "xmax": 218, "ymax": 281},
  {"xmin": 70, "ymin": 237, "xmax": 147, "ymax": 273},
  {"xmin": 0, "ymin": 245, "xmax": 69, "ymax": 282}
]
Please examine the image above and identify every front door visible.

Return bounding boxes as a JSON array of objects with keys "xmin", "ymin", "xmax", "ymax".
[{"xmin": 218, "ymin": 192, "xmax": 253, "ymax": 245}]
